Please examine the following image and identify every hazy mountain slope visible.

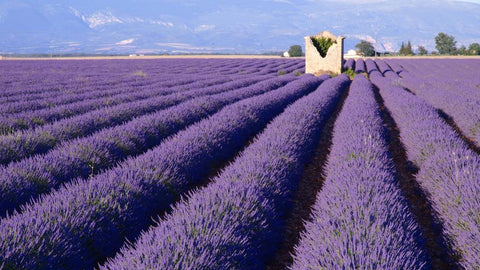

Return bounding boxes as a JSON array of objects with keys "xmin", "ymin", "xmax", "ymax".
[{"xmin": 0, "ymin": 0, "xmax": 478, "ymax": 54}]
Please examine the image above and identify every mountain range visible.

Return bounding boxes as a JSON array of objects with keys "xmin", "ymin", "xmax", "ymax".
[{"xmin": 0, "ymin": 0, "xmax": 479, "ymax": 54}]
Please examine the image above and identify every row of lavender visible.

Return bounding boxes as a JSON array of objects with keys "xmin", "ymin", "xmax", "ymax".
[
  {"xmin": 294, "ymin": 58, "xmax": 478, "ymax": 268},
  {"xmin": 0, "ymin": 58, "xmax": 302, "ymax": 108},
  {"xmin": 1, "ymin": 64, "xmax": 437, "ymax": 269},
  {"xmin": 0, "ymin": 59, "xmax": 303, "ymax": 205},
  {"xmin": 0, "ymin": 59, "xmax": 303, "ymax": 134},
  {"xmin": 0, "ymin": 75, "xmax": 233, "ymax": 131},
  {"xmin": 298, "ymin": 58, "xmax": 479, "ymax": 268},
  {"xmin": 101, "ymin": 74, "xmax": 350, "ymax": 269},
  {"xmin": 0, "ymin": 75, "xmax": 266, "ymax": 164},
  {"xmin": 1, "ymin": 57, "xmax": 478, "ymax": 269},
  {"xmin": 292, "ymin": 74, "xmax": 429, "ymax": 269},
  {"xmin": 0, "ymin": 75, "xmax": 297, "ymax": 215},
  {"xmin": 0, "ymin": 75, "xmax": 238, "ymax": 136},
  {"xmin": 387, "ymin": 59, "xmax": 480, "ymax": 147},
  {"xmin": 0, "ymin": 59, "xmax": 303, "ymax": 98},
  {"xmin": 0, "ymin": 58, "xmax": 307, "ymax": 268},
  {"xmin": 384, "ymin": 58, "xmax": 480, "ymax": 101},
  {"xmin": 0, "ymin": 61, "xmax": 227, "ymax": 103},
  {"xmin": 0, "ymin": 72, "xmax": 322, "ymax": 268},
  {"xmin": 100, "ymin": 73, "xmax": 434, "ymax": 270},
  {"xmin": 0, "ymin": 59, "xmax": 303, "ymax": 164},
  {"xmin": 102, "ymin": 64, "xmax": 463, "ymax": 269},
  {"xmin": 366, "ymin": 59, "xmax": 480, "ymax": 269}
]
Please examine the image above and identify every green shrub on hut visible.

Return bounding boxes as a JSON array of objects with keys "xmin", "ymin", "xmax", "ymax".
[{"xmin": 310, "ymin": 36, "xmax": 336, "ymax": 57}]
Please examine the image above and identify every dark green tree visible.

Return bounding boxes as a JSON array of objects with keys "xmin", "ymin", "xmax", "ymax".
[
  {"xmin": 399, "ymin": 42, "xmax": 405, "ymax": 55},
  {"xmin": 458, "ymin": 45, "xmax": 468, "ymax": 55},
  {"xmin": 468, "ymin": 43, "xmax": 480, "ymax": 55},
  {"xmin": 435, "ymin": 32, "xmax": 457, "ymax": 55},
  {"xmin": 288, "ymin": 45, "xmax": 303, "ymax": 57},
  {"xmin": 407, "ymin": 41, "xmax": 414, "ymax": 55},
  {"xmin": 399, "ymin": 41, "xmax": 414, "ymax": 55},
  {"xmin": 355, "ymin": 40, "xmax": 375, "ymax": 57},
  {"xmin": 417, "ymin": 45, "xmax": 428, "ymax": 55}
]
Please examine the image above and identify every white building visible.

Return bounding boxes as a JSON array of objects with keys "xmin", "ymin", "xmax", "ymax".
[{"xmin": 344, "ymin": 49, "xmax": 360, "ymax": 58}]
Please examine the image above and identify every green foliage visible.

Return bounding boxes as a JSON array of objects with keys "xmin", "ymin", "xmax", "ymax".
[
  {"xmin": 277, "ymin": 70, "xmax": 287, "ymax": 76},
  {"xmin": 355, "ymin": 40, "xmax": 375, "ymax": 57},
  {"xmin": 435, "ymin": 32, "xmax": 457, "ymax": 55},
  {"xmin": 310, "ymin": 37, "xmax": 335, "ymax": 57},
  {"xmin": 342, "ymin": 69, "xmax": 368, "ymax": 80},
  {"xmin": 417, "ymin": 46, "xmax": 428, "ymax": 55},
  {"xmin": 444, "ymin": 42, "xmax": 480, "ymax": 55},
  {"xmin": 343, "ymin": 69, "xmax": 356, "ymax": 80},
  {"xmin": 468, "ymin": 43, "xmax": 480, "ymax": 55},
  {"xmin": 399, "ymin": 41, "xmax": 414, "ymax": 56},
  {"xmin": 294, "ymin": 70, "xmax": 303, "ymax": 76},
  {"xmin": 288, "ymin": 45, "xmax": 303, "ymax": 57},
  {"xmin": 458, "ymin": 45, "xmax": 468, "ymax": 55}
]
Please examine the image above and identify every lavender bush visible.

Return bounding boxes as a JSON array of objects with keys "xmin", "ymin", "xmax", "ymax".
[
  {"xmin": 0, "ymin": 74, "xmax": 323, "ymax": 269},
  {"xmin": 0, "ymin": 72, "xmax": 222, "ymax": 114},
  {"xmin": 291, "ymin": 74, "xmax": 429, "ymax": 269},
  {"xmin": 354, "ymin": 58, "xmax": 366, "ymax": 73},
  {"xmin": 384, "ymin": 60, "xmax": 480, "ymax": 148},
  {"xmin": 343, "ymin": 58, "xmax": 355, "ymax": 71},
  {"xmin": 0, "ymin": 75, "xmax": 267, "ymax": 164},
  {"xmin": 369, "ymin": 67, "xmax": 480, "ymax": 269},
  {"xmin": 0, "ymin": 75, "xmax": 296, "ymax": 216},
  {"xmin": 0, "ymin": 76, "xmax": 234, "ymax": 132},
  {"xmin": 101, "ymin": 74, "xmax": 350, "ymax": 270}
]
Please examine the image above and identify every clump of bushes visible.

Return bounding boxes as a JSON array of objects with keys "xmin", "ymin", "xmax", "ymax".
[
  {"xmin": 311, "ymin": 36, "xmax": 335, "ymax": 57},
  {"xmin": 343, "ymin": 68, "xmax": 356, "ymax": 80},
  {"xmin": 342, "ymin": 69, "xmax": 369, "ymax": 80},
  {"xmin": 288, "ymin": 45, "xmax": 304, "ymax": 57}
]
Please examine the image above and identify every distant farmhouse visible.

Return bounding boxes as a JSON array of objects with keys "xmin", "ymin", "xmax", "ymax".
[{"xmin": 344, "ymin": 49, "xmax": 360, "ymax": 58}]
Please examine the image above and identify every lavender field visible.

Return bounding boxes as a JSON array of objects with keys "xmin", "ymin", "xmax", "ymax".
[{"xmin": 0, "ymin": 58, "xmax": 479, "ymax": 269}]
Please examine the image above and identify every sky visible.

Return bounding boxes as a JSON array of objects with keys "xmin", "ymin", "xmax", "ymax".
[{"xmin": 0, "ymin": 0, "xmax": 479, "ymax": 54}]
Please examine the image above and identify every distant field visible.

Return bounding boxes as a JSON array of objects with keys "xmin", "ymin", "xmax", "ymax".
[
  {"xmin": 0, "ymin": 58, "xmax": 478, "ymax": 269},
  {"xmin": 368, "ymin": 55, "xmax": 480, "ymax": 59},
  {"xmin": 2, "ymin": 54, "xmax": 480, "ymax": 60},
  {"xmin": 1, "ymin": 54, "xmax": 284, "ymax": 60}
]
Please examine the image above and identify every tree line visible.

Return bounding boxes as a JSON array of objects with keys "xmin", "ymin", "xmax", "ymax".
[
  {"xmin": 355, "ymin": 32, "xmax": 480, "ymax": 56},
  {"xmin": 285, "ymin": 32, "xmax": 479, "ymax": 57}
]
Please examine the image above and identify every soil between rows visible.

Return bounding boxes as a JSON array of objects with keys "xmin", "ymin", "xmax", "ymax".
[
  {"xmin": 266, "ymin": 83, "xmax": 350, "ymax": 270},
  {"xmin": 372, "ymin": 84, "xmax": 460, "ymax": 269}
]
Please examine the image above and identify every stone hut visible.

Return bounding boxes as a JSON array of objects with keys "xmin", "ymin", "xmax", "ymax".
[{"xmin": 304, "ymin": 31, "xmax": 345, "ymax": 75}]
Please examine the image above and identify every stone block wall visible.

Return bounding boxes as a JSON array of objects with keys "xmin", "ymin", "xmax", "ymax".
[{"xmin": 305, "ymin": 31, "xmax": 344, "ymax": 75}]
